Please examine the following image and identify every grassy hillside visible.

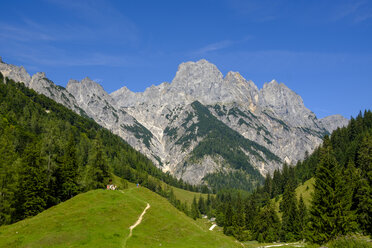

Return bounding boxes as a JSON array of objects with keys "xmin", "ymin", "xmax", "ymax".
[
  {"xmin": 0, "ymin": 183, "xmax": 240, "ymax": 248},
  {"xmin": 295, "ymin": 177, "xmax": 314, "ymax": 207},
  {"xmin": 273, "ymin": 177, "xmax": 315, "ymax": 218},
  {"xmin": 171, "ymin": 185, "xmax": 209, "ymax": 205}
]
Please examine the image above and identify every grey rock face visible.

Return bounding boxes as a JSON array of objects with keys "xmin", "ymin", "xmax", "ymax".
[
  {"xmin": 0, "ymin": 57, "xmax": 349, "ymax": 185},
  {"xmin": 109, "ymin": 59, "xmax": 349, "ymax": 183},
  {"xmin": 0, "ymin": 60, "xmax": 82, "ymax": 114},
  {"xmin": 319, "ymin": 115, "xmax": 349, "ymax": 133}
]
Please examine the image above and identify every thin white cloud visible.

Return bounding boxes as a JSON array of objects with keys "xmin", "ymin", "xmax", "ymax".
[
  {"xmin": 331, "ymin": 0, "xmax": 372, "ymax": 23},
  {"xmin": 193, "ymin": 36, "xmax": 253, "ymax": 56},
  {"xmin": 43, "ymin": 0, "xmax": 138, "ymax": 42},
  {"xmin": 0, "ymin": 23, "xmax": 55, "ymax": 42},
  {"xmin": 196, "ymin": 40, "xmax": 234, "ymax": 54},
  {"xmin": 0, "ymin": 0, "xmax": 142, "ymax": 69}
]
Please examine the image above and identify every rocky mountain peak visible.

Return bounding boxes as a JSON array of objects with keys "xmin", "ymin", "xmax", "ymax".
[
  {"xmin": 0, "ymin": 61, "xmax": 31, "ymax": 86},
  {"xmin": 259, "ymin": 80, "xmax": 317, "ymax": 127},
  {"xmin": 111, "ymin": 85, "xmax": 131, "ymax": 96},
  {"xmin": 319, "ymin": 114, "xmax": 349, "ymax": 133},
  {"xmin": 66, "ymin": 77, "xmax": 114, "ymax": 108},
  {"xmin": 67, "ymin": 77, "xmax": 105, "ymax": 94},
  {"xmin": 172, "ymin": 59, "xmax": 223, "ymax": 87},
  {"xmin": 32, "ymin": 72, "xmax": 46, "ymax": 79}
]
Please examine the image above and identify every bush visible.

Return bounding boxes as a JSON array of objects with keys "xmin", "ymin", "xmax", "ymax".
[{"xmin": 328, "ymin": 236, "xmax": 372, "ymax": 248}]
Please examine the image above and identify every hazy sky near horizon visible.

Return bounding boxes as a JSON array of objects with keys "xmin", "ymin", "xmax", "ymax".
[{"xmin": 0, "ymin": 0, "xmax": 371, "ymax": 118}]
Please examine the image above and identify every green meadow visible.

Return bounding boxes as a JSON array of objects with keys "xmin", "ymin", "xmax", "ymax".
[{"xmin": 0, "ymin": 183, "xmax": 239, "ymax": 248}]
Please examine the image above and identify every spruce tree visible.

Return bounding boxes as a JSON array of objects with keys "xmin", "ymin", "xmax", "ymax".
[
  {"xmin": 191, "ymin": 196, "xmax": 201, "ymax": 220},
  {"xmin": 244, "ymin": 197, "xmax": 258, "ymax": 231},
  {"xmin": 280, "ymin": 182, "xmax": 300, "ymax": 241},
  {"xmin": 14, "ymin": 143, "xmax": 48, "ymax": 221},
  {"xmin": 223, "ymin": 202, "xmax": 234, "ymax": 235},
  {"xmin": 198, "ymin": 195, "xmax": 206, "ymax": 215},
  {"xmin": 334, "ymin": 160, "xmax": 357, "ymax": 235},
  {"xmin": 0, "ymin": 132, "xmax": 17, "ymax": 225},
  {"xmin": 254, "ymin": 202, "xmax": 280, "ymax": 243},
  {"xmin": 56, "ymin": 134, "xmax": 79, "ymax": 201},
  {"xmin": 86, "ymin": 138, "xmax": 109, "ymax": 189},
  {"xmin": 298, "ymin": 194, "xmax": 307, "ymax": 239},
  {"xmin": 355, "ymin": 134, "xmax": 372, "ymax": 235},
  {"xmin": 307, "ymin": 136, "xmax": 356, "ymax": 244}
]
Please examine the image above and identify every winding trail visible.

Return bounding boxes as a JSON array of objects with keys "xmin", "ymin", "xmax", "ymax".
[
  {"xmin": 128, "ymin": 203, "xmax": 150, "ymax": 237},
  {"xmin": 123, "ymin": 202, "xmax": 151, "ymax": 247}
]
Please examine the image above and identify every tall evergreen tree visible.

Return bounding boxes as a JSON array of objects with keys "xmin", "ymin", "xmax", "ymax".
[
  {"xmin": 14, "ymin": 143, "xmax": 48, "ymax": 221},
  {"xmin": 56, "ymin": 134, "xmax": 79, "ymax": 201},
  {"xmin": 244, "ymin": 197, "xmax": 258, "ymax": 231},
  {"xmin": 86, "ymin": 137, "xmax": 109, "ymax": 189},
  {"xmin": 254, "ymin": 202, "xmax": 280, "ymax": 243},
  {"xmin": 355, "ymin": 134, "xmax": 372, "ymax": 235},
  {"xmin": 0, "ymin": 132, "xmax": 17, "ymax": 225},
  {"xmin": 223, "ymin": 202, "xmax": 234, "ymax": 235},
  {"xmin": 280, "ymin": 182, "xmax": 300, "ymax": 241},
  {"xmin": 191, "ymin": 196, "xmax": 201, "ymax": 220},
  {"xmin": 198, "ymin": 195, "xmax": 206, "ymax": 215},
  {"xmin": 298, "ymin": 194, "xmax": 307, "ymax": 239},
  {"xmin": 307, "ymin": 136, "xmax": 356, "ymax": 244}
]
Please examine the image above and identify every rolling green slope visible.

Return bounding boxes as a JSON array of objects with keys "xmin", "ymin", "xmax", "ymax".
[
  {"xmin": 0, "ymin": 184, "xmax": 240, "ymax": 248},
  {"xmin": 170, "ymin": 186, "xmax": 209, "ymax": 205},
  {"xmin": 273, "ymin": 177, "xmax": 315, "ymax": 218}
]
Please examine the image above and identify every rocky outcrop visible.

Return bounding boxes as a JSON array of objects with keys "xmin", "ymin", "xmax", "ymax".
[
  {"xmin": 319, "ymin": 115, "xmax": 349, "ymax": 133},
  {"xmin": 0, "ymin": 60, "xmax": 82, "ymax": 114}
]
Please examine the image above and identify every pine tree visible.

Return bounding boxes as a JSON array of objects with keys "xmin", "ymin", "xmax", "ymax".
[
  {"xmin": 263, "ymin": 172, "xmax": 272, "ymax": 197},
  {"xmin": 191, "ymin": 196, "xmax": 201, "ymax": 220},
  {"xmin": 298, "ymin": 194, "xmax": 307, "ymax": 239},
  {"xmin": 223, "ymin": 202, "xmax": 234, "ymax": 235},
  {"xmin": 254, "ymin": 202, "xmax": 280, "ymax": 243},
  {"xmin": 307, "ymin": 136, "xmax": 356, "ymax": 244},
  {"xmin": 244, "ymin": 197, "xmax": 258, "ymax": 231},
  {"xmin": 280, "ymin": 182, "xmax": 300, "ymax": 241},
  {"xmin": 14, "ymin": 143, "xmax": 48, "ymax": 221},
  {"xmin": 272, "ymin": 169, "xmax": 282, "ymax": 197},
  {"xmin": 56, "ymin": 134, "xmax": 79, "ymax": 201},
  {"xmin": 355, "ymin": 134, "xmax": 372, "ymax": 235},
  {"xmin": 0, "ymin": 132, "xmax": 17, "ymax": 225},
  {"xmin": 86, "ymin": 138, "xmax": 109, "ymax": 189},
  {"xmin": 198, "ymin": 195, "xmax": 206, "ymax": 215},
  {"xmin": 334, "ymin": 160, "xmax": 358, "ymax": 235},
  {"xmin": 235, "ymin": 193, "xmax": 245, "ymax": 229}
]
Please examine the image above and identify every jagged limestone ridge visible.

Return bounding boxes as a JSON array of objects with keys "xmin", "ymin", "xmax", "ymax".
[{"xmin": 0, "ymin": 57, "xmax": 349, "ymax": 186}]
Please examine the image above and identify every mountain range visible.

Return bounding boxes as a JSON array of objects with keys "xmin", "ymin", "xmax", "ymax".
[{"xmin": 0, "ymin": 57, "xmax": 348, "ymax": 188}]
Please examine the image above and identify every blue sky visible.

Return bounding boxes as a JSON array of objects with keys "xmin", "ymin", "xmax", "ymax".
[{"xmin": 0, "ymin": 0, "xmax": 371, "ymax": 118}]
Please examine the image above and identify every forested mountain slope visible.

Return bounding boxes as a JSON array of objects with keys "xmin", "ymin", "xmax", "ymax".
[{"xmin": 0, "ymin": 74, "xmax": 196, "ymax": 226}]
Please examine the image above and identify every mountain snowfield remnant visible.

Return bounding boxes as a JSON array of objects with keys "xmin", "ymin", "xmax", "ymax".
[{"xmin": 0, "ymin": 58, "xmax": 348, "ymax": 187}]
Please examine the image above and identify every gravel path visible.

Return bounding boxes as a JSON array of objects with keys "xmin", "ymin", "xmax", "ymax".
[{"xmin": 123, "ymin": 202, "xmax": 151, "ymax": 247}]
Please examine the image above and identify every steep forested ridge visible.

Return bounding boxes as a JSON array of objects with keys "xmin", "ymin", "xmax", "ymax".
[
  {"xmin": 0, "ymin": 74, "xmax": 197, "ymax": 225},
  {"xmin": 256, "ymin": 110, "xmax": 372, "ymax": 243},
  {"xmin": 189, "ymin": 110, "xmax": 371, "ymax": 244}
]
